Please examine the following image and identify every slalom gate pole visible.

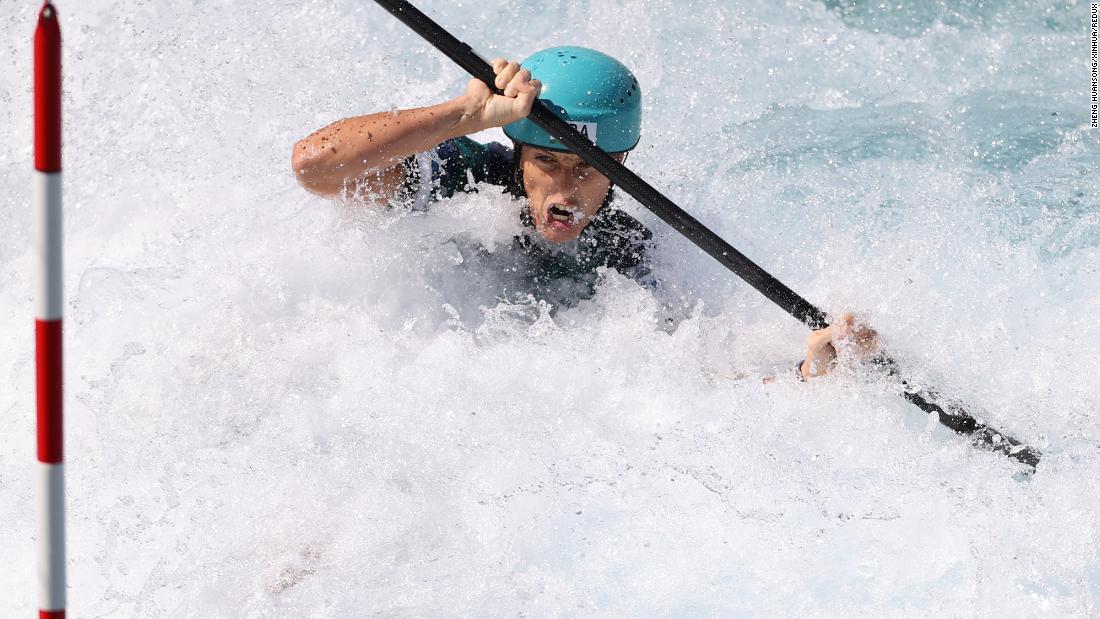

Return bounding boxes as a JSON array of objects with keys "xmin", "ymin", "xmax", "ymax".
[
  {"xmin": 35, "ymin": 2, "xmax": 66, "ymax": 618},
  {"xmin": 372, "ymin": 0, "xmax": 1041, "ymax": 470}
]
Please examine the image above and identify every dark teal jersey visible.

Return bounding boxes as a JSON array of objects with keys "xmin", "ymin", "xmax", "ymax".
[
  {"xmin": 397, "ymin": 137, "xmax": 516, "ymax": 207},
  {"xmin": 395, "ymin": 138, "xmax": 656, "ymax": 307}
]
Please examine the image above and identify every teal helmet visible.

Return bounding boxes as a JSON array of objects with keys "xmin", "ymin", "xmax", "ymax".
[{"xmin": 503, "ymin": 46, "xmax": 642, "ymax": 153}]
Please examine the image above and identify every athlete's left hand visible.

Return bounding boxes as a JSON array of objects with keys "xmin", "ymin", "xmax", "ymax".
[{"xmin": 800, "ymin": 313, "xmax": 878, "ymax": 379}]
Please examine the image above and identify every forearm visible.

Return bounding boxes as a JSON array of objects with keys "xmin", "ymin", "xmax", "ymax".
[{"xmin": 291, "ymin": 95, "xmax": 483, "ymax": 196}]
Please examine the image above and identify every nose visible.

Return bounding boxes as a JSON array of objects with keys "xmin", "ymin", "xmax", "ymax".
[{"xmin": 546, "ymin": 167, "xmax": 581, "ymax": 199}]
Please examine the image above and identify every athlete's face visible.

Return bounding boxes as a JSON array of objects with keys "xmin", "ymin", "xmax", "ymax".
[{"xmin": 520, "ymin": 146, "xmax": 626, "ymax": 243}]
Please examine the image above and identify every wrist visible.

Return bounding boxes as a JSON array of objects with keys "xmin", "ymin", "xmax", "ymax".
[{"xmin": 448, "ymin": 94, "xmax": 486, "ymax": 137}]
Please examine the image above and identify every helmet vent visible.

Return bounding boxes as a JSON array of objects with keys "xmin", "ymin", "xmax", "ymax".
[{"xmin": 504, "ymin": 46, "xmax": 641, "ymax": 152}]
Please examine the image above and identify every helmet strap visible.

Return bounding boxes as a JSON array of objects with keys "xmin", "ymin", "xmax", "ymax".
[{"xmin": 509, "ymin": 143, "xmax": 526, "ymax": 199}]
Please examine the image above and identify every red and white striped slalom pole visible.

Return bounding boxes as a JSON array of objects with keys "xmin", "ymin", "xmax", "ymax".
[{"xmin": 34, "ymin": 3, "xmax": 65, "ymax": 618}]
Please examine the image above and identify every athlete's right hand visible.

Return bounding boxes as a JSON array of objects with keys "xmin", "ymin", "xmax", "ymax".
[{"xmin": 461, "ymin": 58, "xmax": 542, "ymax": 131}]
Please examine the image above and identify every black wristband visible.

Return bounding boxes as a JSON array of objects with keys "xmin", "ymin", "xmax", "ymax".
[{"xmin": 795, "ymin": 359, "xmax": 806, "ymax": 382}]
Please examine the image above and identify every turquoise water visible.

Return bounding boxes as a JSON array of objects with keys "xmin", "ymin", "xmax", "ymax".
[{"xmin": 1, "ymin": 0, "xmax": 1098, "ymax": 615}]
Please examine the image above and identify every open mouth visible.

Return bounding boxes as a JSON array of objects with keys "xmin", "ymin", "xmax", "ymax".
[{"xmin": 546, "ymin": 204, "xmax": 577, "ymax": 230}]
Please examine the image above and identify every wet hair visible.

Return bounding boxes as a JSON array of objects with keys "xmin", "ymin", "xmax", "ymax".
[{"xmin": 508, "ymin": 141, "xmax": 620, "ymax": 210}]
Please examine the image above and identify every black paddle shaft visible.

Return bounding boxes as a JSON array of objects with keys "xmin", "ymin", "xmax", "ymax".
[
  {"xmin": 372, "ymin": 0, "xmax": 1041, "ymax": 469},
  {"xmin": 374, "ymin": 0, "xmax": 825, "ymax": 328}
]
